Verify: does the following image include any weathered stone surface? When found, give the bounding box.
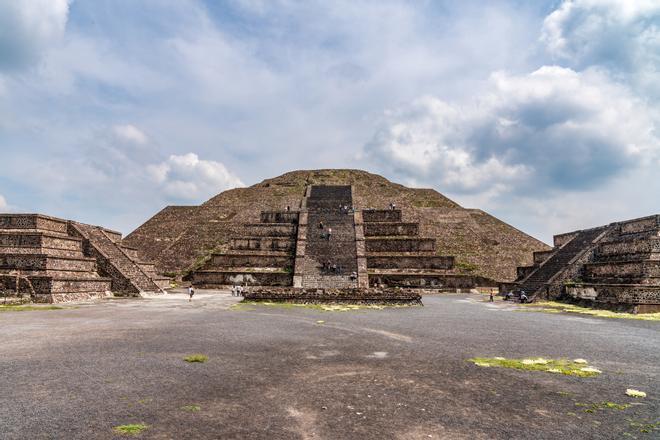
[0,214,169,303]
[126,170,548,281]
[513,214,660,309]
[244,286,422,304]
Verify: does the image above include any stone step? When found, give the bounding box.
[260,211,299,224]
[366,255,454,270]
[207,253,293,269]
[70,222,162,293]
[0,275,112,295]
[365,238,435,253]
[0,214,68,234]
[245,223,297,237]
[368,273,487,290]
[193,270,292,287]
[0,253,96,272]
[230,237,295,251]
[583,260,660,281]
[0,231,83,252]
[362,210,402,222]
[363,222,419,237]
[518,227,607,296]
[0,246,83,258]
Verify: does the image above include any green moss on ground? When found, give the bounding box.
[183,354,208,363]
[521,302,660,321]
[113,424,149,435]
[468,357,603,377]
[576,401,630,413]
[627,419,660,435]
[181,404,201,412]
[0,305,64,312]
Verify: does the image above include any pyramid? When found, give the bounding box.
[125,170,549,291]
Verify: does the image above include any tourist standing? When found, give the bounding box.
[327,227,332,240]
[188,286,195,302]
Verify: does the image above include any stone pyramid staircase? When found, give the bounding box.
[512,214,660,311]
[0,214,168,303]
[514,226,608,299]
[69,222,168,293]
[192,211,298,288]
[361,208,487,291]
[0,215,111,303]
[301,185,358,289]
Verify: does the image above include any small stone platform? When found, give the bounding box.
[243,286,422,305]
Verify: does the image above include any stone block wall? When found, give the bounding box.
[533,250,555,265]
[363,222,419,236]
[362,210,402,222]
[620,215,660,235]
[553,231,580,248]
[194,270,292,287]
[243,286,422,304]
[260,211,299,224]
[367,255,453,269]
[365,238,435,253]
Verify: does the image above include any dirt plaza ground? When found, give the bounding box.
[1,291,658,439]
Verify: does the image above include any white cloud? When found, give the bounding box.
[113,124,148,145]
[366,65,659,195]
[0,0,70,70]
[541,0,660,96]
[0,194,7,209]
[146,153,244,200]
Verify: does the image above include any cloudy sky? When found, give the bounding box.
[1,0,658,243]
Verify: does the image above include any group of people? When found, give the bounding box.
[339,204,353,214]
[502,290,529,303]
[318,221,333,240]
[230,285,244,297]
[321,261,341,273]
[388,202,397,210]
[186,285,245,301]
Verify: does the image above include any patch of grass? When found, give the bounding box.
[468,357,603,377]
[0,304,64,312]
[520,301,660,321]
[231,301,415,312]
[113,424,149,435]
[628,419,660,434]
[456,261,478,272]
[576,401,630,413]
[181,404,201,412]
[183,354,208,363]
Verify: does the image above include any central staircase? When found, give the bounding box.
[302,186,358,288]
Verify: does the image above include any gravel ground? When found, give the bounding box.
[0,291,658,440]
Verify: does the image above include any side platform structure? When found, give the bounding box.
[0,214,168,303]
[509,215,660,312]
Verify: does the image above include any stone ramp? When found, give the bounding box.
[512,214,660,312]
[302,185,358,288]
[0,214,113,303]
[516,227,608,299]
[69,222,164,294]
